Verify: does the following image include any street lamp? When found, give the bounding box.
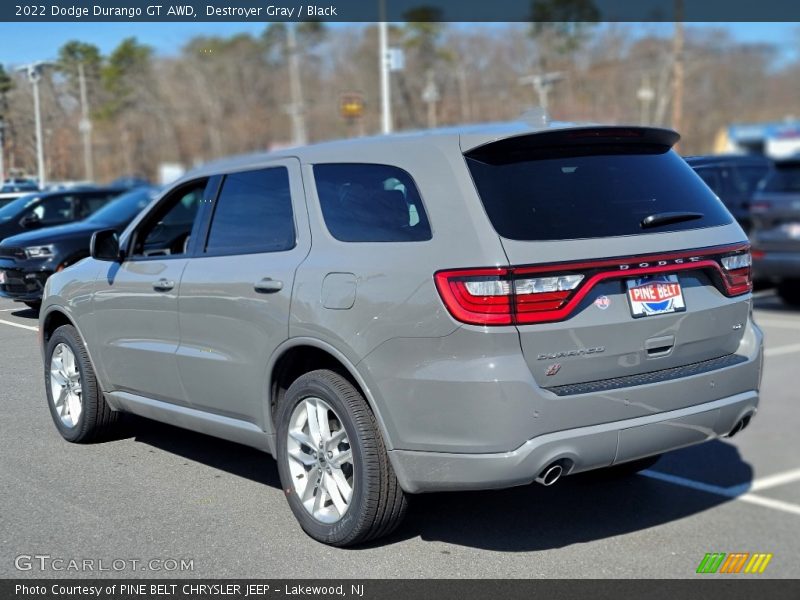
[519,72,563,115]
[16,61,53,189]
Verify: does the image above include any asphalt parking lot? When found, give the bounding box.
[1,291,798,579]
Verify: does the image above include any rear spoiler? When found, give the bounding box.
[464,126,680,164]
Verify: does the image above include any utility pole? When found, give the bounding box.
[422,70,440,129]
[286,24,307,146]
[671,0,685,141]
[0,118,5,183]
[519,72,563,115]
[17,62,51,188]
[378,0,392,134]
[78,62,94,181]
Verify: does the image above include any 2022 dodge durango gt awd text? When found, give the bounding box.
[39,123,763,546]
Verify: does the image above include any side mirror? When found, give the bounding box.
[90,229,122,262]
[19,213,40,229]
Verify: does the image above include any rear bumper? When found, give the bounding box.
[390,391,758,493]
[753,251,800,280]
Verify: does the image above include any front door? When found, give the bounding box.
[92,178,213,404]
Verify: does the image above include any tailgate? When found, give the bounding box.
[462,126,752,390]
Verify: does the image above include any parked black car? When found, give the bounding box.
[0,187,158,308]
[0,187,128,244]
[686,154,771,233]
[750,157,800,306]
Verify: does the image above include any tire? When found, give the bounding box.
[777,279,800,307]
[276,369,407,547]
[24,301,41,311]
[602,454,662,477]
[44,324,118,443]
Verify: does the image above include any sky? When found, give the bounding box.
[0,22,797,67]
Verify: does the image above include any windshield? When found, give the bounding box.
[760,164,800,193]
[0,193,41,221]
[86,187,158,225]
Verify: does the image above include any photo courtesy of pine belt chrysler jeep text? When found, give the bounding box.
[39,123,763,546]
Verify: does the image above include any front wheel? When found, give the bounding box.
[45,324,118,442]
[276,369,407,546]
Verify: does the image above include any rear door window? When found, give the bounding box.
[760,164,800,193]
[314,163,432,242]
[466,148,732,241]
[205,167,295,254]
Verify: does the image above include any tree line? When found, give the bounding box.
[0,22,797,182]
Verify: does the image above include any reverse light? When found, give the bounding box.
[721,253,752,271]
[24,245,54,259]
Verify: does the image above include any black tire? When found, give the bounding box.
[24,301,41,311]
[276,369,407,547]
[44,324,118,443]
[602,454,662,477]
[777,279,800,307]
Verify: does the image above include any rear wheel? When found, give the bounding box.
[45,325,118,442]
[777,279,800,307]
[276,369,407,546]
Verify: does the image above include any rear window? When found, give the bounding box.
[760,164,800,193]
[466,149,733,241]
[314,163,432,242]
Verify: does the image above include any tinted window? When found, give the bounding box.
[314,164,432,242]
[760,164,800,193]
[734,165,769,195]
[133,181,206,257]
[467,149,732,241]
[205,167,295,254]
[32,195,74,224]
[78,192,117,219]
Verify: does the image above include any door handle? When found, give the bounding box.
[254,278,283,294]
[153,278,175,292]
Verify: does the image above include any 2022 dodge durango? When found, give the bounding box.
[40,123,763,546]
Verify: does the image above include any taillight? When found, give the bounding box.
[435,244,752,326]
[434,269,584,325]
[750,201,771,212]
[719,249,752,296]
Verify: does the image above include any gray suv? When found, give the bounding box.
[40,123,763,546]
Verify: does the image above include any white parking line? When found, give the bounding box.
[0,318,38,332]
[750,467,800,492]
[764,343,800,358]
[641,469,800,517]
[756,319,800,330]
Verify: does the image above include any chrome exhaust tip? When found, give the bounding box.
[535,463,564,486]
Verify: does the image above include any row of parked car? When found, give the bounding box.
[0,184,158,308]
[686,154,800,305]
[0,152,798,311]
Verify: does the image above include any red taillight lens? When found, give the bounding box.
[750,201,771,213]
[719,250,752,296]
[434,269,583,325]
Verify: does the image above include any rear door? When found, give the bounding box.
[176,159,309,425]
[463,128,752,390]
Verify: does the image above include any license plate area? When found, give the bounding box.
[626,274,686,318]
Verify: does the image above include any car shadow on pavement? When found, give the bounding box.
[117,415,752,551]
[120,415,283,489]
[383,440,752,551]
[9,307,38,320]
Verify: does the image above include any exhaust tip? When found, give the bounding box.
[536,463,564,487]
[728,413,754,438]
